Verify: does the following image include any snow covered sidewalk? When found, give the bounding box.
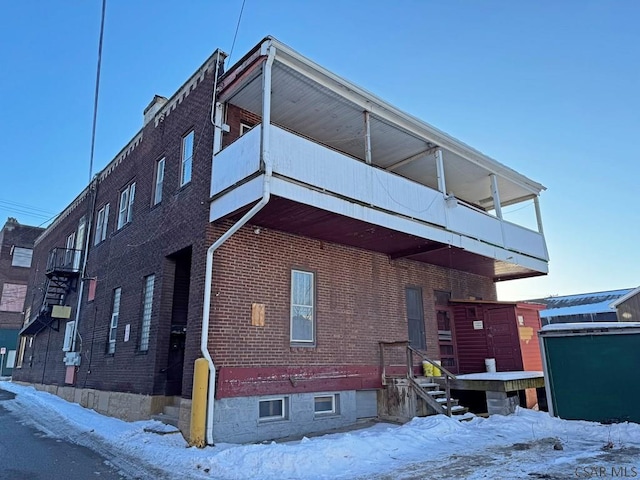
[1,380,639,479]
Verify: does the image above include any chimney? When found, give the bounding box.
[143,95,169,126]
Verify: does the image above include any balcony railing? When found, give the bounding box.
[46,248,82,276]
[211,124,548,268]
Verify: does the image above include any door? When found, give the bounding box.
[436,307,458,373]
[73,217,85,270]
[486,307,522,371]
[406,287,426,350]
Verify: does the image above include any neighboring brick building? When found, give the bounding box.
[14,37,549,444]
[0,217,43,376]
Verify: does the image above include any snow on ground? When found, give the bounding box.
[2,380,639,480]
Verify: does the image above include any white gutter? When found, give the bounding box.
[200,40,276,445]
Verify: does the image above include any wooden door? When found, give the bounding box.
[486,307,522,371]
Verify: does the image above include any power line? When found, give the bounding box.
[228,0,246,64]
[88,0,107,181]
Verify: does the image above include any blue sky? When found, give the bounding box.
[1,1,638,300]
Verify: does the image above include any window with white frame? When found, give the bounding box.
[153,158,165,205]
[117,182,136,229]
[290,270,314,344]
[314,394,338,415]
[180,131,194,186]
[94,203,110,245]
[62,321,75,352]
[108,287,121,354]
[11,247,33,268]
[259,397,287,421]
[139,275,155,351]
[240,122,254,136]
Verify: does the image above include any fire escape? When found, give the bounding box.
[20,248,81,336]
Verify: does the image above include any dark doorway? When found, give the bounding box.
[406,287,426,350]
[164,247,191,396]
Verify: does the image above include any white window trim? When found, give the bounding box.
[314,394,338,415]
[240,122,253,136]
[180,131,194,186]
[153,158,165,205]
[108,288,121,354]
[62,321,76,352]
[94,203,110,245]
[290,269,315,344]
[258,397,287,421]
[139,275,155,351]
[117,183,136,229]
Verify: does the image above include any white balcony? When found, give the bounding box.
[210,124,548,280]
[209,37,548,280]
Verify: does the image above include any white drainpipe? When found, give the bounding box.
[201,41,276,445]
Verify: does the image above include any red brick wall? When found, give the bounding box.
[14,65,217,397]
[0,221,43,329]
[208,221,496,396]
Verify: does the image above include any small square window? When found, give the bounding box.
[240,122,254,136]
[314,394,338,415]
[259,397,287,421]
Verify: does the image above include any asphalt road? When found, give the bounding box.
[0,387,126,480]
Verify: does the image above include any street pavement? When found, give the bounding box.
[0,386,128,479]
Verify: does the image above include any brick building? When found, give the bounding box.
[14,37,549,444]
[0,217,43,376]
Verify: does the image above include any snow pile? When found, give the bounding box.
[2,381,639,480]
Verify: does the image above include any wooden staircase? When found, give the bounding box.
[379,341,470,421]
[411,375,469,417]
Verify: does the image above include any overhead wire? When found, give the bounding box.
[227,0,246,65]
[88,0,107,181]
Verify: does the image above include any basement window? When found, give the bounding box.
[314,394,339,416]
[259,397,287,421]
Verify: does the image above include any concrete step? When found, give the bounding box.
[450,405,469,415]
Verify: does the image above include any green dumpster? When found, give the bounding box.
[539,322,640,424]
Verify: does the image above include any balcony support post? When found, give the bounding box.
[534,196,544,234]
[436,149,446,194]
[490,174,503,219]
[364,110,372,164]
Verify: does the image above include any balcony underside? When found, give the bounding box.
[224,196,544,282]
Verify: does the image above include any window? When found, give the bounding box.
[406,287,426,350]
[314,394,338,415]
[259,398,287,421]
[153,158,165,205]
[139,275,155,351]
[16,336,26,368]
[180,131,194,186]
[11,247,33,268]
[290,270,314,344]
[94,204,110,244]
[117,182,136,229]
[240,122,254,136]
[0,283,27,312]
[62,321,75,352]
[108,287,121,354]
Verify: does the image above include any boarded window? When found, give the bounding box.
[11,247,33,268]
[0,283,27,312]
[406,287,426,350]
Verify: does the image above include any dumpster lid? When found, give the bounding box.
[540,322,640,334]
